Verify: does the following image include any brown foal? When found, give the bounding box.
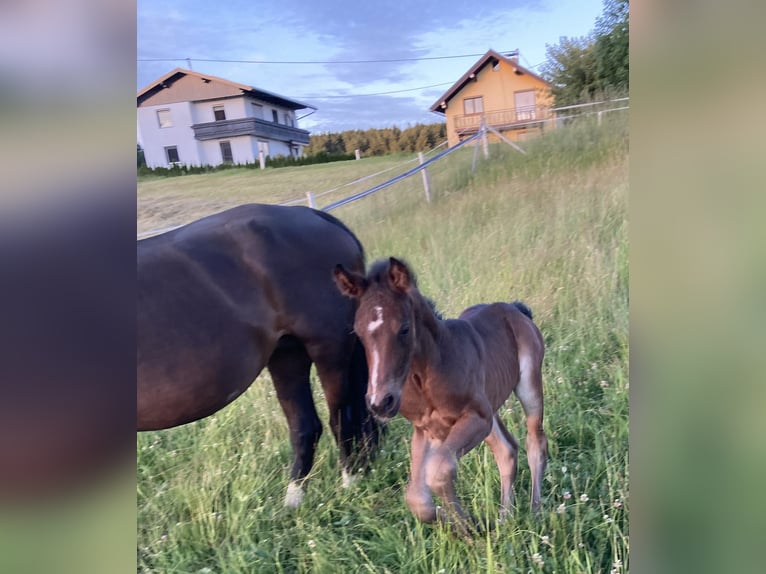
[334,257,548,532]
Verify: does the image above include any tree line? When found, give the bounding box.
[305,123,447,157]
[540,0,629,106]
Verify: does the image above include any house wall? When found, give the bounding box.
[199,136,254,165]
[137,101,203,168]
[444,60,552,146]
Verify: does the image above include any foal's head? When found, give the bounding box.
[334,257,418,422]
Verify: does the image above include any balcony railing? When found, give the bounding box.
[454,105,553,134]
[192,117,310,144]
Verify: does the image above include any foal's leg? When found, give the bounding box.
[515,361,548,513]
[425,412,493,532]
[405,427,437,522]
[484,415,519,520]
[268,340,322,508]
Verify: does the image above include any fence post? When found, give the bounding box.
[259,150,265,170]
[481,120,489,159]
[355,149,361,160]
[306,191,316,208]
[418,152,431,203]
[597,110,603,126]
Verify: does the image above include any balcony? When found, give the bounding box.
[454,105,553,135]
[192,117,310,145]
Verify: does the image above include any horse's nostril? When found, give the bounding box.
[381,394,395,412]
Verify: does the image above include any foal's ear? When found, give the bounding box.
[333,264,367,298]
[388,257,413,292]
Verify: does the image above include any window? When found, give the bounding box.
[220,141,233,163]
[165,146,179,164]
[463,96,483,115]
[514,90,536,121]
[251,103,264,119]
[213,105,226,121]
[284,113,294,127]
[271,109,279,123]
[157,109,173,128]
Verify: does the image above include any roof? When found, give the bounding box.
[429,49,552,114]
[137,68,315,110]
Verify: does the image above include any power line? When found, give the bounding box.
[137,51,514,65]
[300,81,454,99]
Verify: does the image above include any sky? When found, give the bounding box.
[138,0,604,134]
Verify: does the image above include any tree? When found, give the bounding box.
[540,0,629,106]
[541,36,599,106]
[594,0,629,91]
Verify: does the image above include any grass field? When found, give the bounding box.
[137,113,629,573]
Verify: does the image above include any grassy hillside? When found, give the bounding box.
[137,113,629,573]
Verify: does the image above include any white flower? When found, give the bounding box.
[563,491,572,499]
[604,514,613,523]
[561,465,568,474]
[580,493,589,502]
[556,503,566,514]
[613,499,622,508]
[307,539,316,549]
[531,552,544,567]
[541,535,551,546]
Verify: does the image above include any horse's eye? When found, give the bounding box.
[398,324,410,337]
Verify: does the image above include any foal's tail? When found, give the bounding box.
[511,300,533,320]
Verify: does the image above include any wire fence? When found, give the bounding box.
[137,99,627,239]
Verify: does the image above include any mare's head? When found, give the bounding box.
[334,257,418,422]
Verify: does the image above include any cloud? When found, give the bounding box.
[277,0,543,84]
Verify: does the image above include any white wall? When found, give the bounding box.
[137,101,201,168]
[200,136,255,166]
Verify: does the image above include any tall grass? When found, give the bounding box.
[138,113,628,573]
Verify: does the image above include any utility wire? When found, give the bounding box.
[300,81,453,99]
[137,51,515,65]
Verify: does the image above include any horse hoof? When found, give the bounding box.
[284,481,304,509]
[342,469,359,489]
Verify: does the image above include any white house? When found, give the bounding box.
[137,68,315,168]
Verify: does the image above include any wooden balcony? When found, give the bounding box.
[454,106,553,135]
[192,117,310,144]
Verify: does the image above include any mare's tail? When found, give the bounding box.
[511,300,533,320]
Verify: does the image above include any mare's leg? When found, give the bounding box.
[484,415,520,519]
[515,361,548,513]
[404,427,437,522]
[308,339,364,486]
[425,412,493,533]
[268,338,322,508]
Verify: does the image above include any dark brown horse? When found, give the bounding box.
[138,204,380,507]
[334,257,548,532]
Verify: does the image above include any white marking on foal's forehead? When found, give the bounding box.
[367,305,384,333]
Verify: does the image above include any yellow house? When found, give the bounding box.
[430,49,554,147]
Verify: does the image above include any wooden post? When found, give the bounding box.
[481,120,489,159]
[418,152,431,203]
[306,191,315,208]
[355,149,361,160]
[259,150,265,170]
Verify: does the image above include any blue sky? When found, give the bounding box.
[138,0,604,133]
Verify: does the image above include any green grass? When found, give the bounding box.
[137,113,629,573]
